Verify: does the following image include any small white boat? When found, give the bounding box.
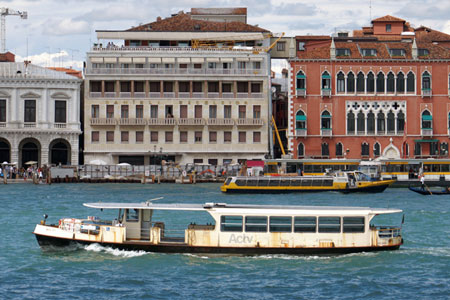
[34,202,403,255]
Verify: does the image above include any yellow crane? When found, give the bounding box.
[271,115,285,156]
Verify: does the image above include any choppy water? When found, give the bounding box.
[0,183,448,299]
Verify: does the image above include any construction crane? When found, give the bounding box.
[1,7,27,53]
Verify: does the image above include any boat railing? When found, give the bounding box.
[374,226,401,238]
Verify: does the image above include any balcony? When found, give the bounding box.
[296,89,306,97]
[207,92,220,99]
[207,118,235,126]
[321,128,332,137]
[192,92,205,98]
[321,89,331,98]
[104,92,116,98]
[295,128,307,137]
[0,122,6,127]
[134,92,146,98]
[236,118,264,126]
[178,92,190,99]
[236,93,249,99]
[23,122,36,128]
[163,92,175,98]
[422,88,432,98]
[177,118,205,126]
[250,93,263,99]
[89,92,102,98]
[54,123,67,129]
[90,118,116,126]
[149,92,161,98]
[118,118,146,126]
[147,118,176,126]
[222,92,234,98]
[86,67,266,76]
[119,92,131,98]
[421,128,433,137]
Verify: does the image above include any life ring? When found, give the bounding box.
[182,170,187,177]
[58,219,62,227]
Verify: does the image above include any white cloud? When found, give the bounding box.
[43,18,90,36]
[16,50,84,70]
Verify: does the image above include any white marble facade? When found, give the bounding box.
[0,62,82,167]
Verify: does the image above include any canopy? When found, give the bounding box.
[414,139,439,143]
[25,161,38,165]
[296,115,307,121]
[422,115,433,121]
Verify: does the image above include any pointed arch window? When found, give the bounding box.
[407,72,415,92]
[397,73,405,93]
[377,112,385,133]
[387,111,395,133]
[296,71,306,90]
[347,72,355,93]
[297,142,305,158]
[366,72,374,93]
[335,142,343,157]
[337,72,345,93]
[356,72,365,93]
[361,142,370,157]
[321,71,331,90]
[296,110,306,136]
[321,110,331,129]
[347,111,355,134]
[414,142,422,156]
[397,111,405,133]
[422,71,431,91]
[357,111,365,134]
[376,73,385,93]
[373,142,381,157]
[321,142,329,157]
[367,111,375,134]
[440,142,449,157]
[421,110,432,129]
[387,72,395,93]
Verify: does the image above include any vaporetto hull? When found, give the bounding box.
[35,232,401,255]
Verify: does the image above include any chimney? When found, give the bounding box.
[330,37,336,60]
[157,16,162,22]
[412,38,418,60]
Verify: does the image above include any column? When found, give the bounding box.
[344,76,347,94]
[145,80,149,98]
[131,81,135,97]
[116,80,120,97]
[101,80,105,97]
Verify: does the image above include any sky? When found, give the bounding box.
[2,0,450,72]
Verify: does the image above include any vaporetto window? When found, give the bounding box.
[346,101,406,135]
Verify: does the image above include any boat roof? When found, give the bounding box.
[83,202,402,215]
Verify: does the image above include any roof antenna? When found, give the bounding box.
[369,0,372,22]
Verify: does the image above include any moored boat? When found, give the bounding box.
[221,171,395,193]
[34,201,403,255]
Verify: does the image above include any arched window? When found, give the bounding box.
[397,111,405,133]
[404,143,409,157]
[361,142,370,157]
[407,72,415,92]
[335,142,343,157]
[397,72,405,93]
[421,110,432,129]
[321,142,329,157]
[295,110,307,130]
[367,111,375,133]
[414,142,421,156]
[387,111,395,133]
[376,72,385,93]
[347,111,355,134]
[337,72,345,93]
[440,142,449,156]
[296,71,306,90]
[366,72,374,93]
[422,71,431,91]
[322,71,331,90]
[357,72,365,93]
[321,110,331,129]
[347,72,355,93]
[297,143,305,158]
[373,142,381,157]
[357,111,365,133]
[387,72,395,93]
[377,112,385,133]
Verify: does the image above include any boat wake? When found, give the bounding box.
[84,243,148,258]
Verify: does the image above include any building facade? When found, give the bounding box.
[288,16,450,160]
[84,8,271,165]
[0,62,82,167]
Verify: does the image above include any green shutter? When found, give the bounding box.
[296,115,307,121]
[422,115,433,121]
[322,74,331,79]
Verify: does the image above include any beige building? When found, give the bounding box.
[84,8,272,165]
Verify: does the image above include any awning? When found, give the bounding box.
[296,74,305,79]
[178,58,191,63]
[322,74,331,79]
[133,57,146,63]
[296,115,306,121]
[148,57,162,63]
[104,57,117,63]
[118,57,132,63]
[221,58,233,63]
[162,58,175,63]
[321,115,331,118]
[191,57,204,63]
[414,139,439,143]
[90,57,104,63]
[250,57,264,61]
[422,115,433,121]
[236,57,249,61]
[206,57,220,62]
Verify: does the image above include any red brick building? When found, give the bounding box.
[288,16,450,160]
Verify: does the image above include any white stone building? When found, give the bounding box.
[83,8,272,165]
[0,62,82,167]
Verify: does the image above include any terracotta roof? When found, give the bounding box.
[372,15,405,23]
[127,12,269,33]
[296,35,330,40]
[191,8,246,15]
[415,27,450,42]
[0,52,15,62]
